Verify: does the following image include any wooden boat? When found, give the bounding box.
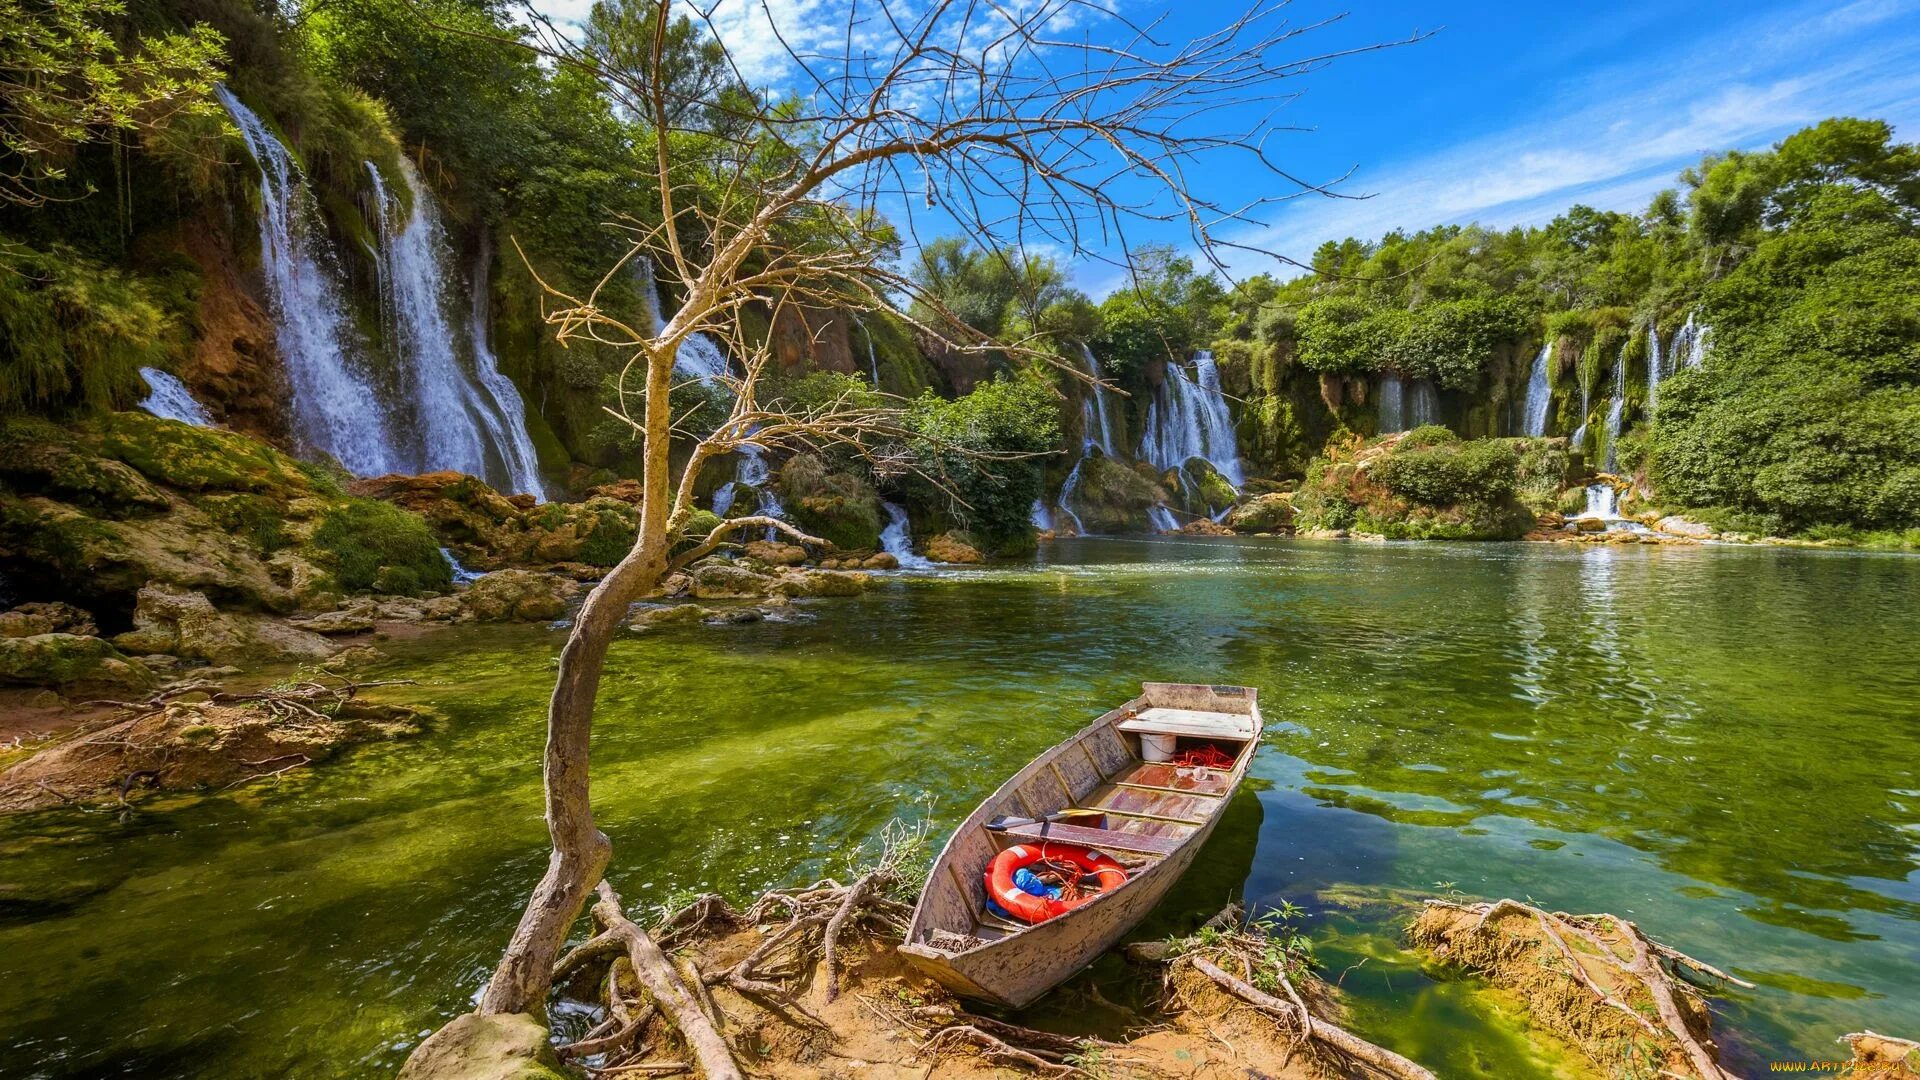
[899,682,1261,1008]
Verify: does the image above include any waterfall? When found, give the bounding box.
[856,316,881,388]
[216,87,400,475]
[1377,374,1405,433]
[440,548,485,584]
[1408,379,1440,428]
[138,368,214,427]
[1570,367,1592,452]
[1672,312,1711,370]
[1146,504,1179,532]
[635,259,784,527]
[1571,483,1651,534]
[1520,342,1552,437]
[363,159,548,498]
[1055,343,1129,534]
[1645,323,1665,413]
[879,501,934,569]
[467,238,550,499]
[1029,499,1053,531]
[1140,349,1243,486]
[1602,344,1627,472]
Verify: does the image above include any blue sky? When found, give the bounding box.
[529,0,1920,294]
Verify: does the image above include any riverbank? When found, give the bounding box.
[1,538,1917,1078]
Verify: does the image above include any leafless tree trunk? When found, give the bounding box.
[446,0,1417,1019]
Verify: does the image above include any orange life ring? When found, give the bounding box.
[985,842,1128,924]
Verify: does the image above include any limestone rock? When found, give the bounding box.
[0,602,97,639]
[0,633,154,692]
[288,600,378,635]
[689,562,775,599]
[924,531,984,564]
[398,1012,569,1080]
[862,552,899,570]
[115,584,336,665]
[1227,493,1295,533]
[1574,517,1607,533]
[744,539,808,566]
[1180,518,1234,536]
[460,570,580,622]
[627,603,708,630]
[770,569,872,598]
[1655,515,1716,539]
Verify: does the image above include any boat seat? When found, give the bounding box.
[1116,707,1257,741]
[999,819,1185,857]
[1087,783,1215,823]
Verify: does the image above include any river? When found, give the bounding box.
[3,537,1917,1078]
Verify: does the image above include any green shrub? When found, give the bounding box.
[308,501,452,595]
[1397,424,1459,450]
[575,502,639,567]
[0,242,184,414]
[1373,439,1517,505]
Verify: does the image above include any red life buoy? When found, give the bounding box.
[985,842,1128,924]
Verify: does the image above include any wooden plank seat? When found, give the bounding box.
[1110,761,1235,796]
[998,819,1187,857]
[1087,784,1215,824]
[1116,707,1258,741]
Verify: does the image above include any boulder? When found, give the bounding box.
[770,569,872,598]
[1226,493,1295,533]
[861,552,899,570]
[0,633,154,692]
[744,539,808,566]
[398,1012,571,1080]
[1574,517,1607,534]
[627,603,709,631]
[288,600,378,636]
[1179,518,1234,536]
[461,570,581,622]
[115,584,337,665]
[1655,515,1716,539]
[0,602,97,639]
[689,562,776,599]
[924,531,984,564]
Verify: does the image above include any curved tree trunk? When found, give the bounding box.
[478,346,678,1017]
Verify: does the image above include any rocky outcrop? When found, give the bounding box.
[0,634,154,693]
[114,584,337,665]
[743,540,807,566]
[0,412,451,614]
[398,1012,569,1080]
[460,570,582,622]
[1063,456,1166,534]
[347,471,637,570]
[1227,493,1295,533]
[924,531,984,564]
[1290,432,1538,541]
[1655,515,1716,539]
[686,559,875,599]
[0,602,97,639]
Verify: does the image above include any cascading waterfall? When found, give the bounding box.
[1570,367,1593,452]
[878,501,934,569]
[1029,500,1053,531]
[1377,373,1405,433]
[634,258,784,525]
[1139,349,1243,524]
[856,316,881,388]
[1671,312,1711,370]
[1146,504,1180,532]
[138,368,214,427]
[216,87,400,475]
[1645,323,1665,413]
[1408,379,1439,428]
[1056,344,1129,533]
[364,160,548,498]
[1520,342,1552,436]
[1602,344,1627,472]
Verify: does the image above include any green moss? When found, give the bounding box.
[307,500,452,595]
[575,502,639,567]
[89,411,311,493]
[200,493,290,552]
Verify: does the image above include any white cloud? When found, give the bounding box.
[1214,0,1920,283]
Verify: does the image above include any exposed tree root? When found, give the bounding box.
[1411,898,1748,1080]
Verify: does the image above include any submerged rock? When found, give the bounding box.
[627,603,708,631]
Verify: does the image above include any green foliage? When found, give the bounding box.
[1295,435,1533,540]
[904,376,1060,550]
[308,500,452,596]
[1293,296,1398,375]
[0,0,227,206]
[1374,438,1518,505]
[0,240,183,412]
[776,452,881,550]
[574,500,639,567]
[1398,297,1529,388]
[1092,246,1223,378]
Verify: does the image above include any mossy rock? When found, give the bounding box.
[306,501,453,596]
[88,411,313,494]
[1068,454,1163,533]
[1228,493,1295,532]
[0,418,170,516]
[0,634,154,692]
[398,1012,569,1080]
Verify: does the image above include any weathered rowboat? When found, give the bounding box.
[899,682,1261,1008]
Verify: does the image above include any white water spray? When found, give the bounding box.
[1378,373,1405,433]
[138,368,214,427]
[216,87,399,474]
[1602,344,1627,473]
[1140,349,1243,518]
[879,501,934,569]
[1520,342,1552,437]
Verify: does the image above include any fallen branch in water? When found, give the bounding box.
[1413,898,1744,1080]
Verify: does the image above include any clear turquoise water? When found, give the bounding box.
[2,537,1916,1078]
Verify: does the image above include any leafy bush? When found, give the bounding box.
[1373,439,1517,505]
[903,376,1060,551]
[1397,298,1527,389]
[0,242,183,413]
[309,501,452,595]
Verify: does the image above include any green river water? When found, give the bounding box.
[3,537,1918,1078]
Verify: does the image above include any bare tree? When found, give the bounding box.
[457,0,1412,1022]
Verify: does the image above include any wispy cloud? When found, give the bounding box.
[1218,0,1920,283]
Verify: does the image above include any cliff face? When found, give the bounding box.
[172,219,285,443]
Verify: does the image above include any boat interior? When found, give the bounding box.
[916,687,1259,948]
